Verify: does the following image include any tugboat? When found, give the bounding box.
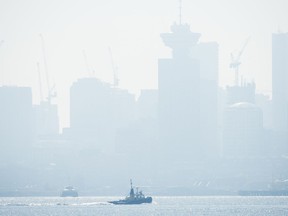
[108,180,152,205]
[60,186,78,197]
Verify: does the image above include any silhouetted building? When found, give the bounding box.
[69,78,135,152]
[115,89,159,155]
[34,101,59,137]
[0,86,35,161]
[191,42,219,157]
[223,102,264,158]
[113,88,136,130]
[255,93,273,130]
[158,22,218,160]
[69,78,114,147]
[226,82,256,105]
[272,32,288,154]
[136,89,158,120]
[272,32,288,132]
[158,23,201,160]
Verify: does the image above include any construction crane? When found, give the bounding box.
[37,62,44,102]
[108,47,119,87]
[39,34,56,103]
[230,37,250,86]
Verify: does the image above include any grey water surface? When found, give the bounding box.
[1,196,288,216]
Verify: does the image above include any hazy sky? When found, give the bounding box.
[0,0,287,129]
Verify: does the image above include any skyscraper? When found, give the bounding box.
[223,102,264,158]
[158,23,201,160]
[0,86,35,161]
[69,77,135,151]
[272,32,288,155]
[34,101,59,137]
[158,21,218,161]
[272,32,288,132]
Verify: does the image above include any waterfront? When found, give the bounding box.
[1,196,288,216]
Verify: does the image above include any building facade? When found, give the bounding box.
[158,22,218,161]
[272,32,288,132]
[0,86,35,161]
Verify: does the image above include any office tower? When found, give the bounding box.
[223,102,264,158]
[0,86,35,159]
[191,42,219,157]
[34,101,59,137]
[136,89,158,120]
[272,32,288,154]
[272,32,288,132]
[69,78,135,151]
[226,82,256,105]
[158,22,218,160]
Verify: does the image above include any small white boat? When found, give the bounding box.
[60,186,78,197]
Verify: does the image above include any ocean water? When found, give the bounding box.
[0,196,288,216]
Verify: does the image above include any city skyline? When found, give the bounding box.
[0,0,288,199]
[1,0,288,129]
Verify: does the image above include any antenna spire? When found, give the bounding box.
[82,49,91,77]
[108,46,119,87]
[179,0,182,25]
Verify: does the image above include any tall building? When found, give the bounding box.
[69,78,135,151]
[158,22,218,161]
[226,82,256,105]
[0,86,35,160]
[34,101,59,137]
[255,93,273,130]
[70,78,114,142]
[223,102,264,158]
[272,32,288,154]
[136,89,158,120]
[272,32,288,132]
[191,42,219,157]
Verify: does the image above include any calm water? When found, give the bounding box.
[0,196,288,216]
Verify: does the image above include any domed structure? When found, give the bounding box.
[230,102,260,110]
[223,102,264,158]
[225,102,263,129]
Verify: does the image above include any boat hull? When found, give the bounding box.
[61,191,78,197]
[109,197,152,205]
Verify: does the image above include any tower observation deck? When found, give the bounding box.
[160,23,201,59]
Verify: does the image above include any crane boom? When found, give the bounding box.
[39,34,56,103]
[37,62,43,102]
[235,37,250,63]
[230,37,250,86]
[39,34,50,97]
